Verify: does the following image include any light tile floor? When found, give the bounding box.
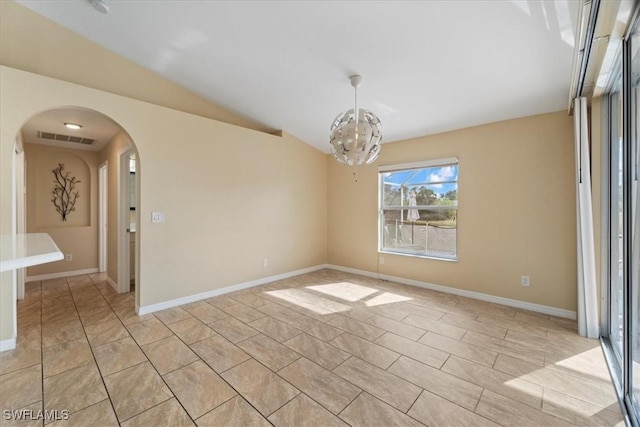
[0,269,625,426]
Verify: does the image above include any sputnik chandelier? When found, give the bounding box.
[329,74,382,181]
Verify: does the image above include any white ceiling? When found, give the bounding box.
[22,107,122,152]
[18,0,579,153]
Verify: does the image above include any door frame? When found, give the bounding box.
[14,137,25,300]
[98,161,108,273]
[118,148,132,294]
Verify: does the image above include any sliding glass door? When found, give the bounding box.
[629,15,640,414]
[604,9,640,423]
[611,82,624,364]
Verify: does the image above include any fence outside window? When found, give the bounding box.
[379,158,458,260]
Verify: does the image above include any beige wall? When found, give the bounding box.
[328,111,577,311]
[24,143,99,276]
[0,129,15,341]
[0,0,270,135]
[98,132,133,285]
[0,66,327,342]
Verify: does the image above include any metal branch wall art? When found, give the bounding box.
[51,163,81,221]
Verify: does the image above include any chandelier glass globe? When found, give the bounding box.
[329,107,382,166]
[329,75,382,179]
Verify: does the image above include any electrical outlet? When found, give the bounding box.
[65,254,73,261]
[263,258,269,267]
[379,255,385,265]
[521,275,530,287]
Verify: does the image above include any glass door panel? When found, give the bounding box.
[629,15,640,410]
[611,84,624,362]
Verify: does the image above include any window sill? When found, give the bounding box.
[379,249,458,262]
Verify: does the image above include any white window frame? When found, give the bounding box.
[378,157,458,261]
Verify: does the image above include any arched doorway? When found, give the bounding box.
[15,106,141,305]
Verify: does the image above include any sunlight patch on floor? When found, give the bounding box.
[365,292,412,307]
[504,348,619,420]
[264,289,351,314]
[542,387,605,418]
[551,347,612,382]
[306,282,378,302]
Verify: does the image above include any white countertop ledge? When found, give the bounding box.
[0,233,64,273]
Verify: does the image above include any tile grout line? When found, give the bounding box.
[39,280,45,424]
[155,318,244,424]
[217,357,294,424]
[438,352,453,371]
[161,358,239,424]
[70,275,122,425]
[155,307,277,425]
[335,353,467,416]
[324,325,500,422]
[336,389,364,422]
[111,306,197,425]
[195,394,276,427]
[271,363,360,423]
[40,280,90,418]
[373,333,452,371]
[34,276,113,422]
[404,389,423,415]
[472,387,484,412]
[325,354,406,409]
[77,274,178,424]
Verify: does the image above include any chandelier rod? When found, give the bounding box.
[351,75,362,181]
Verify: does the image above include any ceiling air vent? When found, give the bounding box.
[37,131,95,145]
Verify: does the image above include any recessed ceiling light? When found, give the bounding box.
[64,123,82,130]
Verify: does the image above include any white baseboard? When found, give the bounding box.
[137,262,576,320]
[326,264,577,320]
[138,264,327,316]
[106,277,118,292]
[26,268,99,282]
[0,337,16,352]
[324,264,380,280]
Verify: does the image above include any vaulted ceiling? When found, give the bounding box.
[18,0,579,153]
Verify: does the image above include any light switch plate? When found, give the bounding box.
[151,212,165,223]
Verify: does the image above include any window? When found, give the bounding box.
[379,158,458,260]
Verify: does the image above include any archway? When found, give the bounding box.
[15,106,141,308]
